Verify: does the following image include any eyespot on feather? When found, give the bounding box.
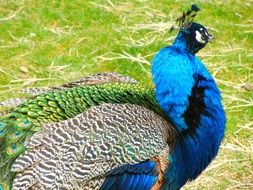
[9,130,23,142]
[16,119,31,129]
[6,143,24,158]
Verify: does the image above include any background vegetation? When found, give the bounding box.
[0,0,252,189]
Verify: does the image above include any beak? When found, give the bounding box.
[207,33,213,41]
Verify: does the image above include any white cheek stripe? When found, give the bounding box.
[195,31,205,44]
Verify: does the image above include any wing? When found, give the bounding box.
[0,77,160,189]
[11,103,176,190]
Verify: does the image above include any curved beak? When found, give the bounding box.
[207,32,213,41]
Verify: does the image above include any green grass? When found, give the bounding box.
[0,0,253,189]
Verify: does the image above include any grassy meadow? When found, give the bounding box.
[0,0,252,189]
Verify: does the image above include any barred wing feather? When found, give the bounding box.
[11,103,176,190]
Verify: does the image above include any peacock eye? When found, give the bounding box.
[201,35,205,41]
[195,30,206,44]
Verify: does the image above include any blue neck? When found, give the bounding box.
[172,33,188,52]
[152,36,226,189]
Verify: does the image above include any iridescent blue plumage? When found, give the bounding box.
[152,23,226,189]
[101,161,158,190]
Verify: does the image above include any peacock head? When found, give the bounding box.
[173,4,212,54]
[181,22,213,54]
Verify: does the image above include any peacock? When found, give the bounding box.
[0,5,226,190]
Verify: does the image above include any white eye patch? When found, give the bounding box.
[195,31,206,44]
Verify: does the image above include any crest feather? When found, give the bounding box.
[177,4,200,30]
[170,4,200,32]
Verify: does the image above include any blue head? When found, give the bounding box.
[171,4,212,54]
[176,22,213,54]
